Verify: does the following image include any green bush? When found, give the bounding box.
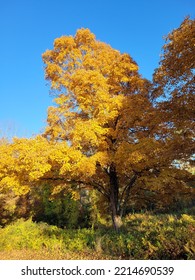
[32,185,92,229]
[0,219,96,253]
[0,219,64,251]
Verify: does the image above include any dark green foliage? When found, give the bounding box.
[32,185,92,229]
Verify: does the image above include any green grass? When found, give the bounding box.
[0,213,194,260]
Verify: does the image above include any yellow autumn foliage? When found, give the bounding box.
[0,22,194,229]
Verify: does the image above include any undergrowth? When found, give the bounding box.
[0,213,194,260]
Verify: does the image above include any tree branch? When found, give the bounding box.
[40,176,110,200]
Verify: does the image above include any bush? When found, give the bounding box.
[32,185,92,229]
[0,219,64,251]
[0,219,96,253]
[122,213,195,259]
[91,213,195,259]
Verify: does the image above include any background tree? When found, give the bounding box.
[153,17,195,164]
[0,138,32,226]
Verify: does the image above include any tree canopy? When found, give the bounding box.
[153,17,195,162]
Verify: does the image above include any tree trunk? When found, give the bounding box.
[120,174,137,217]
[112,212,123,232]
[109,164,122,231]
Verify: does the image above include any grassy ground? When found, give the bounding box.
[0,212,194,260]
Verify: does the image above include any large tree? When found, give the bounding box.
[40,27,193,229]
[41,28,154,229]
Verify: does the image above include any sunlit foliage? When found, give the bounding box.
[0,19,194,230]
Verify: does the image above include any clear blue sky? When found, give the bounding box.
[0,0,194,138]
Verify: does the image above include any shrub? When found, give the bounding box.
[32,185,89,229]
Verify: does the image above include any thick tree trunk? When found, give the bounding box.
[111,212,123,232]
[109,164,122,231]
[120,174,137,217]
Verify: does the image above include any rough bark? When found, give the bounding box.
[109,164,122,231]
